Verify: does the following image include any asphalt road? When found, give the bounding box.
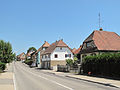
[13,62,120,90]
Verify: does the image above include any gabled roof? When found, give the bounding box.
[18,52,25,57]
[73,46,82,54]
[35,41,50,54]
[42,41,50,47]
[84,30,120,51]
[42,40,72,54]
[72,48,77,54]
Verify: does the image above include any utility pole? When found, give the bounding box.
[99,13,101,28]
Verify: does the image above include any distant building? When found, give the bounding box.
[26,50,35,60]
[17,52,26,61]
[79,28,120,62]
[41,39,73,69]
[33,41,50,67]
[72,48,77,55]
[72,46,82,55]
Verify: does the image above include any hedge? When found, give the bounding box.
[24,60,33,66]
[82,53,120,77]
[0,62,6,71]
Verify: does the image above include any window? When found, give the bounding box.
[60,47,62,50]
[86,42,91,47]
[65,54,67,58]
[45,55,47,58]
[54,54,58,58]
[48,54,50,58]
[65,54,71,58]
[86,41,95,48]
[69,54,71,57]
[43,48,45,50]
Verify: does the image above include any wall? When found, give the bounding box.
[51,47,73,61]
[42,54,51,61]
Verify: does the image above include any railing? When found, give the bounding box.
[57,65,69,72]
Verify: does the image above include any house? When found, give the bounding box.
[79,28,120,63]
[34,41,50,67]
[73,46,82,61]
[26,50,35,60]
[72,46,82,55]
[41,39,73,69]
[72,48,77,54]
[17,52,26,61]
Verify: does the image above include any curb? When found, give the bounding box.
[41,70,120,89]
[66,75,120,89]
[33,67,120,89]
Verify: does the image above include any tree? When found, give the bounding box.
[66,59,73,66]
[27,47,37,53]
[0,40,15,63]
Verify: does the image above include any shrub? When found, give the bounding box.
[24,60,33,66]
[66,59,73,66]
[82,53,120,77]
[0,62,6,71]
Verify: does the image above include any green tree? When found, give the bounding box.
[27,47,37,53]
[66,59,73,66]
[0,40,15,63]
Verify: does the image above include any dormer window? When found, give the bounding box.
[43,48,45,50]
[86,42,91,47]
[86,41,94,48]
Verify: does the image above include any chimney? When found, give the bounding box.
[61,39,63,41]
[99,28,103,31]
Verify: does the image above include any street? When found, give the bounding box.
[13,62,119,90]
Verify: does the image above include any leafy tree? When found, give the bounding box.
[66,59,73,66]
[27,47,37,53]
[0,40,15,63]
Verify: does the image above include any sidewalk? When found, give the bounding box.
[0,63,14,90]
[40,69,120,88]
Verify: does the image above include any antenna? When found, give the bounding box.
[98,13,101,28]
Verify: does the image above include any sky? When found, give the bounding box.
[0,0,120,55]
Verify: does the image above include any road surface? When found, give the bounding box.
[13,62,119,90]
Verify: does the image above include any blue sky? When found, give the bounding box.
[0,0,120,54]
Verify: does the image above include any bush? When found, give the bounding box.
[82,53,120,77]
[24,60,33,66]
[0,62,6,71]
[66,59,73,66]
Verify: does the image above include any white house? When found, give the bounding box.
[41,39,73,69]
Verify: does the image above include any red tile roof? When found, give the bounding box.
[42,41,50,47]
[72,48,77,53]
[73,46,82,54]
[42,40,72,54]
[85,30,120,51]
[35,41,50,54]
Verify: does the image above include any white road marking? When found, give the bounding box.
[17,62,74,90]
[13,73,17,90]
[13,62,17,90]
